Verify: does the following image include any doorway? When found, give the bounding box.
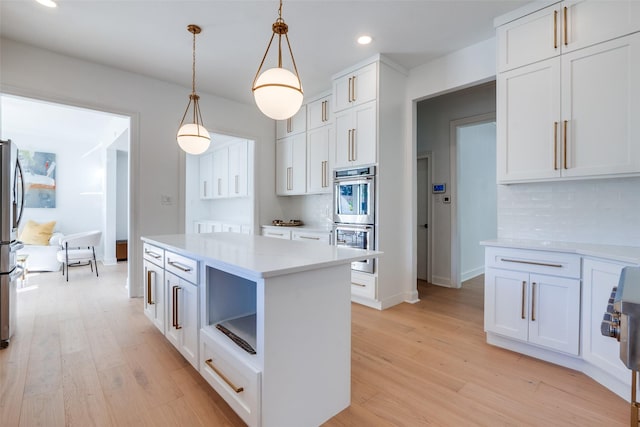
[450,113,497,288]
[417,154,432,282]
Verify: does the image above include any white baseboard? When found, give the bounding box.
[431,275,452,287]
[102,257,117,266]
[461,266,484,282]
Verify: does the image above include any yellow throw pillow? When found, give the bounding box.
[20,220,56,245]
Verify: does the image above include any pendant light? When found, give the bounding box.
[252,0,304,120]
[177,24,211,155]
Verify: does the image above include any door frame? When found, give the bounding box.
[416,152,433,283]
[449,112,496,288]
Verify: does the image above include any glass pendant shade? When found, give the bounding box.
[177,123,210,155]
[254,67,303,120]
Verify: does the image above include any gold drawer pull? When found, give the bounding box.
[145,249,161,259]
[553,10,558,49]
[299,236,320,240]
[167,259,192,272]
[146,270,155,305]
[521,281,526,320]
[500,258,563,268]
[352,282,366,288]
[205,359,244,393]
[531,282,537,322]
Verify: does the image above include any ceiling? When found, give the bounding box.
[0,0,530,107]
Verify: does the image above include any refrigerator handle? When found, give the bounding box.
[13,158,25,228]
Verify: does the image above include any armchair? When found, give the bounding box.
[56,230,102,282]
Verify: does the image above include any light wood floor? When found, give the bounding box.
[1,267,629,426]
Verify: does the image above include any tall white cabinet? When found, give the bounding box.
[306,94,333,194]
[199,139,249,199]
[496,1,640,183]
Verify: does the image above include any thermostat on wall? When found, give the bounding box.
[432,183,446,194]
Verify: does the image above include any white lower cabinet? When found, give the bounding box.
[166,271,199,369]
[200,328,261,427]
[582,258,633,391]
[484,248,581,355]
[351,270,376,300]
[143,259,165,333]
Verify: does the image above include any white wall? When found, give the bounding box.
[416,82,496,286]
[116,150,128,240]
[458,121,497,281]
[0,38,278,297]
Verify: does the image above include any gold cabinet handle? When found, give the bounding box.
[531,282,537,322]
[521,281,526,320]
[217,178,222,196]
[352,75,357,102]
[500,258,563,268]
[235,175,239,194]
[351,128,357,161]
[167,259,192,272]
[205,359,244,393]
[563,6,568,46]
[203,181,207,197]
[554,121,558,170]
[172,285,182,330]
[352,282,366,288]
[563,120,568,169]
[347,129,353,161]
[553,10,558,49]
[146,269,154,305]
[144,249,162,259]
[300,236,320,240]
[348,77,353,103]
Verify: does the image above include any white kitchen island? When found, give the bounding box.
[141,233,379,427]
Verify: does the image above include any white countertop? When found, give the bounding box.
[481,238,640,265]
[142,233,379,279]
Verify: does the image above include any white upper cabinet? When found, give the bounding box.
[199,140,249,199]
[307,95,332,130]
[333,62,377,113]
[199,153,214,199]
[228,140,248,197]
[276,105,307,139]
[306,125,332,194]
[212,148,229,199]
[498,0,640,73]
[496,2,640,183]
[334,100,376,169]
[561,34,640,177]
[276,133,306,195]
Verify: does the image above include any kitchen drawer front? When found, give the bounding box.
[485,247,580,278]
[291,230,331,244]
[200,331,261,427]
[261,227,291,240]
[143,242,164,267]
[165,251,198,284]
[351,270,376,299]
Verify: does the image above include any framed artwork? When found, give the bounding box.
[18,150,56,208]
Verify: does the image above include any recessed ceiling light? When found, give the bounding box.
[36,0,57,8]
[357,35,373,45]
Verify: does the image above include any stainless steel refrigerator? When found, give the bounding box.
[0,139,25,349]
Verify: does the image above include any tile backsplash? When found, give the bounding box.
[278,193,334,229]
[498,177,640,246]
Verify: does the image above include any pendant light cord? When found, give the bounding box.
[191,29,197,95]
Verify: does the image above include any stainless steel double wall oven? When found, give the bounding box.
[333,166,375,273]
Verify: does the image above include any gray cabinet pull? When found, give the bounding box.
[167,259,192,272]
[500,258,562,268]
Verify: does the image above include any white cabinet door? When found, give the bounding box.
[334,101,376,169]
[143,260,165,333]
[333,62,377,112]
[166,272,199,369]
[561,33,640,178]
[484,268,529,342]
[497,58,561,183]
[212,148,229,198]
[228,140,248,197]
[275,134,306,195]
[497,3,561,72]
[562,0,640,55]
[307,95,332,129]
[276,105,307,138]
[528,274,580,355]
[306,125,332,194]
[582,259,630,385]
[199,152,214,199]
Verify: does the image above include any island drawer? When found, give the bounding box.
[200,330,261,427]
[143,242,164,266]
[485,247,580,278]
[351,270,376,299]
[165,251,198,284]
[292,230,331,244]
